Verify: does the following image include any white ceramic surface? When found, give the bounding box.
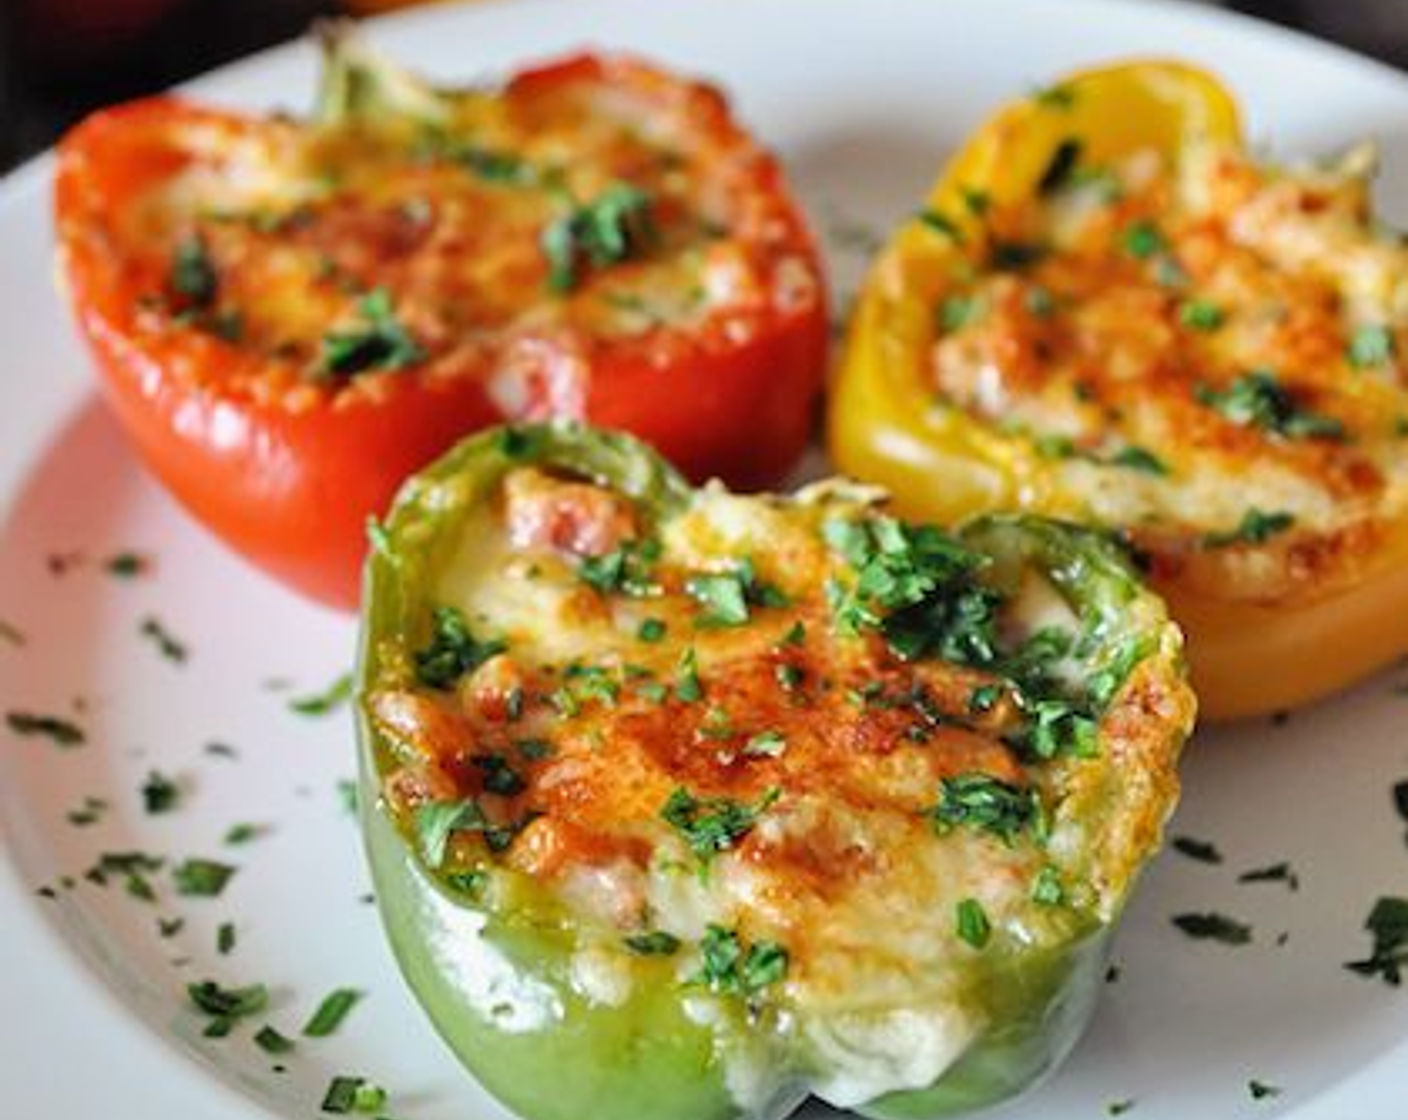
[3,1,1407,1117]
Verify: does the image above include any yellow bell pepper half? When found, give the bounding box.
[830,61,1408,720]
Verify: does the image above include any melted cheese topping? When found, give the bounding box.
[931,140,1408,603]
[107,59,820,412]
[367,466,1191,1108]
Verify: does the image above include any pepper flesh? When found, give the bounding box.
[355,422,1194,1119]
[830,60,1408,719]
[55,31,827,610]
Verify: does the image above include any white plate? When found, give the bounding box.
[3,0,1407,1116]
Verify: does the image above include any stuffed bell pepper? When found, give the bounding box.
[831,61,1408,719]
[355,421,1195,1120]
[54,28,827,609]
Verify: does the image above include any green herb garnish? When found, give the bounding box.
[254,1025,295,1055]
[289,672,353,716]
[675,647,704,703]
[1171,835,1223,864]
[188,980,267,1037]
[1344,895,1408,986]
[637,617,667,643]
[1178,298,1225,332]
[1248,1079,1282,1101]
[139,615,188,664]
[1171,911,1252,945]
[578,538,660,597]
[1121,219,1167,260]
[542,183,655,292]
[217,921,236,955]
[1202,508,1294,549]
[1196,370,1344,440]
[142,770,180,814]
[1032,865,1065,906]
[693,924,789,997]
[414,606,506,688]
[304,988,363,1037]
[955,898,992,949]
[1108,446,1168,475]
[1348,324,1394,369]
[170,235,217,307]
[932,773,1037,845]
[319,287,425,376]
[623,930,681,956]
[661,786,777,865]
[917,208,964,242]
[173,858,237,897]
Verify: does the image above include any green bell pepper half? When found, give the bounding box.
[354,421,1194,1120]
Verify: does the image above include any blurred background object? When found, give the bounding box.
[2,0,1407,174]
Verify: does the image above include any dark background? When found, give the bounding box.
[2,0,1406,174]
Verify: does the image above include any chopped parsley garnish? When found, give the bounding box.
[170,235,218,307]
[692,924,789,997]
[823,514,994,664]
[955,898,992,949]
[989,239,1047,271]
[104,551,149,578]
[253,1025,295,1055]
[224,822,268,846]
[320,1076,387,1115]
[775,663,804,693]
[1347,324,1394,369]
[1106,1101,1135,1117]
[142,770,181,814]
[188,980,267,1037]
[139,615,188,664]
[968,683,1003,714]
[1019,697,1098,760]
[289,672,354,716]
[1196,370,1345,440]
[1121,219,1167,260]
[675,647,704,702]
[578,538,660,597]
[515,738,554,762]
[637,617,667,643]
[542,183,655,292]
[1238,861,1298,890]
[686,572,750,626]
[453,144,534,184]
[304,988,363,1037]
[961,186,991,216]
[217,921,236,955]
[157,917,184,939]
[6,709,86,747]
[1108,445,1168,475]
[553,664,621,715]
[661,786,778,866]
[414,606,505,688]
[1248,1079,1282,1101]
[743,730,787,758]
[1202,508,1295,549]
[1171,835,1223,865]
[1171,911,1252,945]
[473,753,526,796]
[1344,895,1408,986]
[415,798,492,869]
[1032,865,1065,906]
[173,858,237,897]
[932,773,1038,845]
[1038,137,1084,195]
[67,796,107,827]
[623,930,681,956]
[939,294,983,333]
[1178,298,1225,332]
[686,559,788,627]
[319,287,424,377]
[86,851,164,900]
[917,208,964,242]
